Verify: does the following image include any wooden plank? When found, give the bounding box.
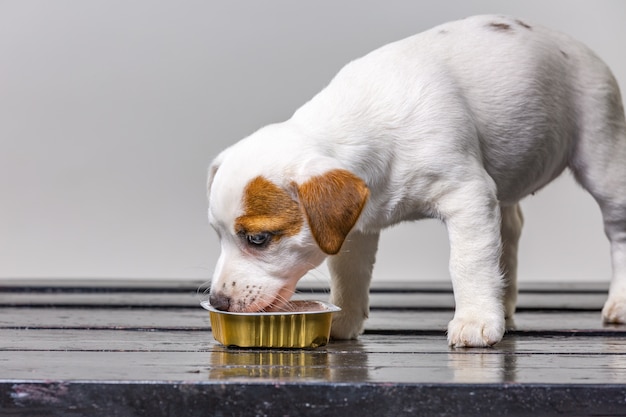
[3,329,626,355]
[0,307,211,331]
[2,339,626,384]
[365,310,624,335]
[0,307,622,335]
[0,279,210,292]
[0,292,209,308]
[0,279,610,293]
[0,290,609,310]
[2,380,624,417]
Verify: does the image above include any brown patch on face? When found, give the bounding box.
[235,176,303,240]
[515,19,531,29]
[487,22,512,32]
[296,169,369,255]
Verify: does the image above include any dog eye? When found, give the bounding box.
[246,232,271,247]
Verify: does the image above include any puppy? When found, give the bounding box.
[207,15,626,347]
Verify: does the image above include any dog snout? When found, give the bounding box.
[209,292,231,311]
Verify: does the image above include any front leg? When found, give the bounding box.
[328,230,380,339]
[442,180,506,347]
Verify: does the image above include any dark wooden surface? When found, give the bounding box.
[1,279,625,417]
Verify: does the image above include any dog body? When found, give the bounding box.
[208,15,626,347]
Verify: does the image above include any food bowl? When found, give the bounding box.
[201,300,341,349]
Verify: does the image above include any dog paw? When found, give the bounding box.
[447,314,504,348]
[602,298,626,323]
[330,310,366,340]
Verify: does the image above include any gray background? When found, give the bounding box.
[1,1,625,285]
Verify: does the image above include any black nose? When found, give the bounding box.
[209,292,231,311]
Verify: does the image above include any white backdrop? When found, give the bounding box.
[1,1,625,284]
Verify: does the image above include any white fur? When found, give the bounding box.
[207,15,626,347]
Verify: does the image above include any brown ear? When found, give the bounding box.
[296,169,369,255]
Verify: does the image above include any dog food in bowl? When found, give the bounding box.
[201,300,340,349]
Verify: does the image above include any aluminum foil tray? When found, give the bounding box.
[201,300,340,349]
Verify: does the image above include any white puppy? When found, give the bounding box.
[207,15,626,347]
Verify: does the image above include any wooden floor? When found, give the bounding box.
[1,279,626,417]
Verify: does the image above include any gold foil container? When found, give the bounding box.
[201,300,340,349]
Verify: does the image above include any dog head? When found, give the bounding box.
[207,125,369,312]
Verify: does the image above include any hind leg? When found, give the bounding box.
[570,85,626,322]
[578,193,626,323]
[599,183,626,322]
[602,219,626,323]
[500,204,524,319]
[586,183,626,323]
